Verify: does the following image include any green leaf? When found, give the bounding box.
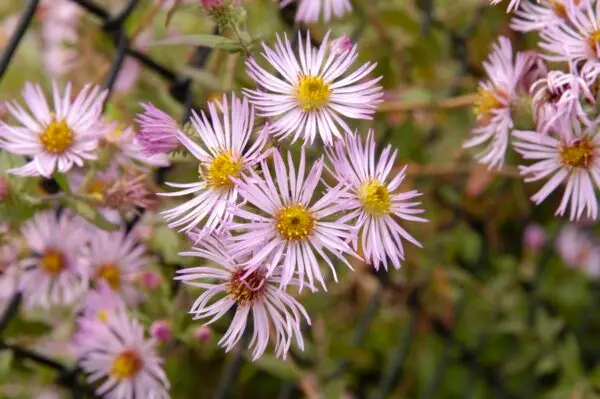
[53,172,71,193]
[3,317,52,338]
[180,67,223,91]
[67,198,119,231]
[252,354,303,380]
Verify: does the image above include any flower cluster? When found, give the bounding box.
[468,0,600,221]
[136,30,425,360]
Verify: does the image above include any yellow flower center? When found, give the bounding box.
[359,180,392,216]
[201,152,243,189]
[227,267,267,306]
[275,204,315,241]
[588,30,600,55]
[86,179,106,201]
[474,88,507,123]
[97,309,108,322]
[39,119,74,154]
[559,139,595,168]
[96,263,122,290]
[549,0,568,18]
[110,349,142,380]
[296,76,331,111]
[40,249,66,275]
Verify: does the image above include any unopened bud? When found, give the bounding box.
[523,224,546,252]
[194,326,213,343]
[140,270,162,291]
[330,35,353,55]
[151,320,173,343]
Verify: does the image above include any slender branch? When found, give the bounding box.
[377,93,477,113]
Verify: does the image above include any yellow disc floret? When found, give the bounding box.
[39,119,74,154]
[40,249,66,275]
[359,180,392,216]
[296,76,331,111]
[560,139,595,169]
[201,152,243,189]
[96,263,122,290]
[275,204,315,240]
[110,349,142,380]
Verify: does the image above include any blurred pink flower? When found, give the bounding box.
[464,37,528,169]
[151,320,173,343]
[556,224,600,276]
[281,0,352,22]
[327,131,427,270]
[114,33,152,95]
[194,326,213,342]
[40,0,81,77]
[135,103,181,155]
[523,223,546,251]
[140,270,162,291]
[19,211,89,308]
[76,311,170,399]
[176,236,310,360]
[329,34,353,54]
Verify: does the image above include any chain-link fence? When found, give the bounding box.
[0,1,596,398]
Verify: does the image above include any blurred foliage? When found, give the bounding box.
[1,0,600,398]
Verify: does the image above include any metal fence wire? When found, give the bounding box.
[0,1,591,399]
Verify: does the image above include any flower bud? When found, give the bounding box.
[140,270,162,291]
[194,326,212,343]
[523,224,546,252]
[151,320,173,343]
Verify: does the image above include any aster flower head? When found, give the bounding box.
[245,31,383,146]
[76,311,170,399]
[19,210,89,308]
[511,0,581,32]
[0,82,107,177]
[464,37,528,169]
[79,281,126,323]
[327,131,427,270]
[531,69,594,133]
[513,119,600,221]
[87,228,148,305]
[539,0,600,68]
[135,102,180,155]
[228,149,358,291]
[103,124,170,169]
[280,0,352,22]
[556,224,600,276]
[161,93,270,233]
[176,236,310,360]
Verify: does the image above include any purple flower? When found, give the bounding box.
[135,103,180,155]
[464,37,528,169]
[511,0,581,32]
[0,82,107,177]
[327,131,427,270]
[228,149,358,291]
[556,224,600,276]
[176,236,310,360]
[513,120,600,221]
[160,94,270,233]
[244,31,383,146]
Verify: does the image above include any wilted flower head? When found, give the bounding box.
[177,236,310,360]
[135,103,180,155]
[76,311,170,399]
[19,211,89,308]
[245,31,383,146]
[0,82,107,177]
[103,173,157,214]
[464,37,528,169]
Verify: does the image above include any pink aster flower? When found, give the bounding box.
[161,94,269,233]
[228,149,358,291]
[103,124,170,169]
[539,0,600,70]
[464,37,528,169]
[327,131,427,270]
[513,120,600,221]
[490,0,521,12]
[40,0,81,77]
[280,0,352,22]
[87,228,149,305]
[531,69,594,133]
[0,244,19,300]
[0,82,108,177]
[19,211,89,308]
[244,31,383,146]
[511,0,580,32]
[556,224,600,276]
[176,236,310,360]
[76,311,170,399]
[135,103,180,155]
[79,281,126,323]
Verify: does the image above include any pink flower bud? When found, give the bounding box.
[151,320,172,343]
[194,326,212,343]
[140,270,162,291]
[523,224,546,252]
[330,35,353,55]
[201,0,224,9]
